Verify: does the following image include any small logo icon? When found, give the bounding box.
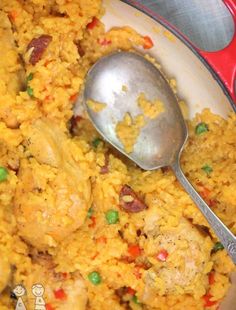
[32,284,46,310]
[13,285,26,310]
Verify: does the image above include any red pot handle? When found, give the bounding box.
[197,0,236,103]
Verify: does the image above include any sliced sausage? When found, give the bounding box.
[76,41,85,57]
[119,184,147,213]
[100,153,109,174]
[27,34,52,65]
[69,115,83,134]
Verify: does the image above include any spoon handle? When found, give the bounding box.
[171,160,236,264]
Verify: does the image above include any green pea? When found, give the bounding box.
[87,207,93,219]
[26,73,33,83]
[132,295,141,305]
[105,210,119,224]
[212,242,224,252]
[0,167,8,182]
[88,271,101,285]
[92,137,102,148]
[27,86,34,97]
[195,122,209,135]
[202,164,213,175]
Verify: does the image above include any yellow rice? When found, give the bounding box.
[87,99,107,113]
[137,92,164,119]
[116,112,146,153]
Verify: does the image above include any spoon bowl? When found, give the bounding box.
[81,51,236,263]
[83,52,187,170]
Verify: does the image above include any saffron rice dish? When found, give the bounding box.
[0,1,235,309]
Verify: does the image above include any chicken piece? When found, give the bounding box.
[21,255,87,310]
[0,256,11,293]
[142,205,213,303]
[14,119,92,250]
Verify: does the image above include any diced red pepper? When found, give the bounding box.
[208,272,215,285]
[126,287,136,296]
[96,236,107,244]
[89,216,96,228]
[46,304,55,310]
[54,288,67,301]
[87,17,99,30]
[143,36,154,49]
[202,293,218,307]
[69,93,78,102]
[128,245,141,258]
[156,249,168,262]
[98,38,112,46]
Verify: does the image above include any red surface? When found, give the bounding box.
[197,0,236,103]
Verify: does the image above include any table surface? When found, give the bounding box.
[134,0,234,51]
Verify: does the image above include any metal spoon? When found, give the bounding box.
[81,51,236,263]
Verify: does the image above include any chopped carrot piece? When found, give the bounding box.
[156,249,168,262]
[54,288,67,301]
[128,245,141,258]
[143,36,154,49]
[87,17,99,30]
